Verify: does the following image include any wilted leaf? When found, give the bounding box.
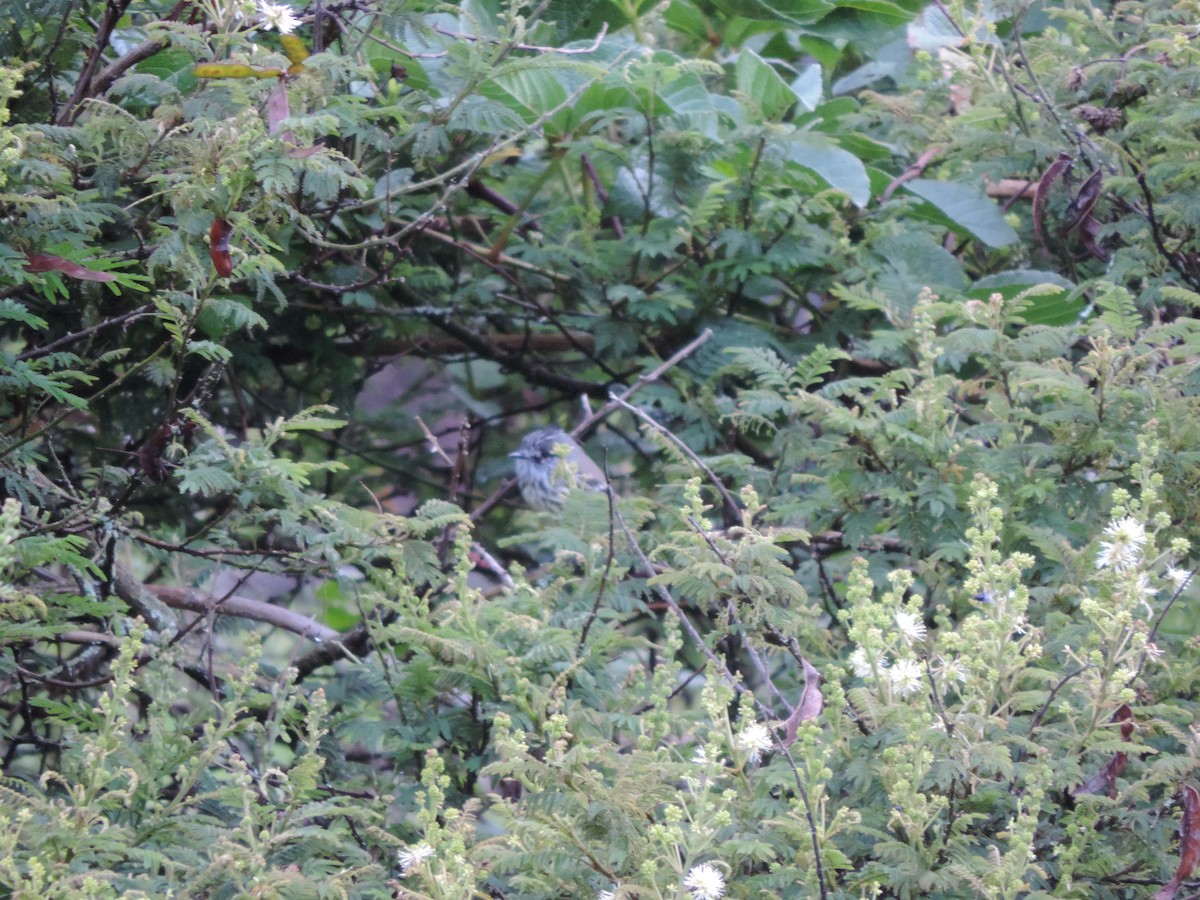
[1033,152,1072,254]
[267,78,290,134]
[23,253,118,282]
[1063,168,1103,233]
[1073,751,1127,799]
[1115,702,1133,740]
[1155,784,1200,900]
[783,655,823,744]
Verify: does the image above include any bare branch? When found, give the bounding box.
[147,585,338,643]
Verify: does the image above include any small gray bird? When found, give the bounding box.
[509,427,608,511]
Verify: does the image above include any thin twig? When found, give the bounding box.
[578,453,618,649]
[18,304,155,361]
[574,329,714,437]
[1135,171,1200,291]
[1136,561,1200,680]
[610,393,741,524]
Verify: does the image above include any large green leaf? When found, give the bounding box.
[784,133,871,207]
[971,270,1083,325]
[480,67,570,126]
[903,178,1018,248]
[708,0,833,25]
[874,231,968,311]
[735,49,797,121]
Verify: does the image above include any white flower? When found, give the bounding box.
[936,656,967,683]
[849,646,887,679]
[1132,573,1158,615]
[895,611,927,644]
[397,843,434,875]
[1166,566,1194,591]
[684,862,726,900]
[257,0,300,33]
[1096,516,1147,571]
[734,721,773,764]
[889,658,923,697]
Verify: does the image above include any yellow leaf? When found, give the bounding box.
[193,63,283,79]
[280,34,309,67]
[481,146,522,167]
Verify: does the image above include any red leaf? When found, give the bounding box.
[1177,784,1200,881]
[1114,702,1134,741]
[1074,751,1127,799]
[267,78,290,135]
[209,217,234,277]
[1157,784,1200,900]
[23,253,118,282]
[1074,704,1135,798]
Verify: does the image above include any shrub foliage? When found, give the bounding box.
[3,0,1200,896]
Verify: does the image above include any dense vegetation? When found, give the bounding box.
[4,0,1200,895]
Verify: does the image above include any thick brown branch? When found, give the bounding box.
[92,38,171,97]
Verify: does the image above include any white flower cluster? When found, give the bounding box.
[888,658,923,697]
[847,609,931,697]
[397,843,434,876]
[684,862,726,900]
[1095,516,1146,571]
[850,647,926,697]
[734,721,773,764]
[894,610,927,644]
[1166,566,1193,592]
[257,0,300,33]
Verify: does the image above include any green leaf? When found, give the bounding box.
[902,178,1018,248]
[874,232,967,310]
[1094,280,1139,338]
[281,416,349,433]
[784,133,871,207]
[480,67,570,128]
[735,49,797,120]
[709,0,833,25]
[971,270,1082,326]
[831,0,916,24]
[0,299,47,329]
[134,48,198,92]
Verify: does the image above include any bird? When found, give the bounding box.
[509,427,608,511]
